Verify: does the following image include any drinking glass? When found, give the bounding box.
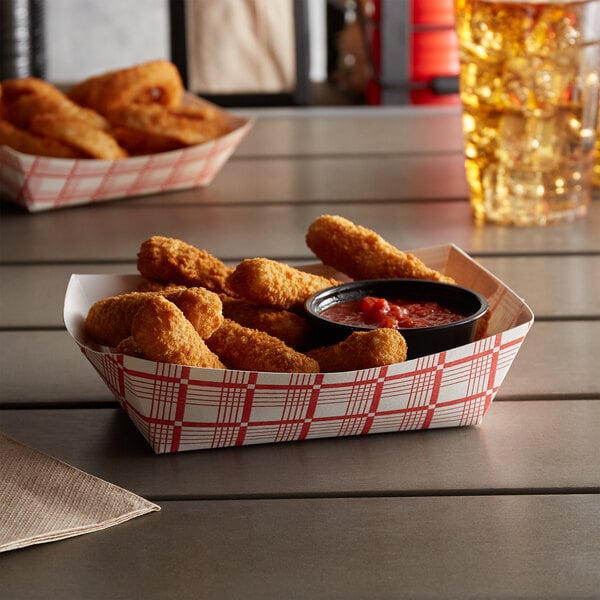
[455,0,600,225]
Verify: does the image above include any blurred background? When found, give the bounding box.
[1,0,460,107]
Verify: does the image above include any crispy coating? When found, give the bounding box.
[227,258,340,310]
[307,329,408,373]
[168,287,223,338]
[1,77,108,130]
[29,114,128,160]
[137,236,233,294]
[221,296,314,350]
[0,118,81,158]
[84,287,223,347]
[111,125,184,156]
[67,60,184,116]
[107,103,229,147]
[1,62,230,159]
[306,214,455,284]
[132,296,225,368]
[85,292,144,347]
[206,319,320,373]
[114,336,144,358]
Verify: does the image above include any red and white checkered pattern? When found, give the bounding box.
[64,245,534,453]
[0,114,253,212]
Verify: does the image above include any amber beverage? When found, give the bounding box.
[455,0,600,225]
[594,111,600,186]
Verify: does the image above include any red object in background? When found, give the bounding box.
[412,0,456,25]
[411,0,459,105]
[411,29,459,83]
[363,0,459,105]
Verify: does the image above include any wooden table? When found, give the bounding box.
[1,105,599,599]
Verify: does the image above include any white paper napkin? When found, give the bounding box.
[0,433,160,552]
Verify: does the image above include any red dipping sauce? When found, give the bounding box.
[320,296,467,329]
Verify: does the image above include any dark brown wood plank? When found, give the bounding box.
[498,320,599,398]
[478,255,600,318]
[2,494,599,599]
[2,201,600,264]
[2,400,598,497]
[234,106,465,157]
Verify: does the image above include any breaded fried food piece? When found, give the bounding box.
[221,296,314,350]
[227,258,340,310]
[1,77,108,130]
[132,296,225,368]
[107,103,229,147]
[164,287,223,339]
[306,214,454,284]
[307,329,408,373]
[67,60,184,116]
[29,114,127,160]
[0,118,81,158]
[206,319,320,373]
[137,236,233,294]
[114,336,145,358]
[85,292,145,346]
[84,287,223,347]
[111,125,184,156]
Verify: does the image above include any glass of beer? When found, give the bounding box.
[454,0,600,226]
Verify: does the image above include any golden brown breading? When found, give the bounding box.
[227,258,340,310]
[84,287,223,347]
[111,125,184,156]
[306,329,408,373]
[29,114,127,160]
[1,77,108,130]
[106,103,229,147]
[305,214,454,283]
[85,292,144,347]
[0,118,82,158]
[137,236,233,294]
[131,296,225,368]
[114,336,145,358]
[167,288,223,338]
[221,296,314,350]
[206,319,320,373]
[67,60,184,116]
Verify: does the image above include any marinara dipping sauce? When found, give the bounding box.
[320,296,467,329]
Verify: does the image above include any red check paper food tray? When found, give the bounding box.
[0,106,253,213]
[64,245,534,454]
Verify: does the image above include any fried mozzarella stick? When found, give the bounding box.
[227,258,340,310]
[137,236,233,294]
[305,214,454,283]
[307,329,408,373]
[114,335,144,358]
[132,296,225,368]
[84,287,223,347]
[221,296,314,350]
[206,319,319,373]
